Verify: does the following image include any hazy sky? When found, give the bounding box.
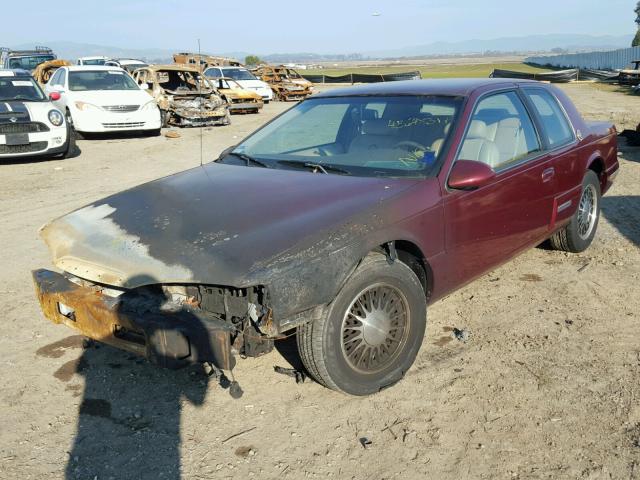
[4,0,636,53]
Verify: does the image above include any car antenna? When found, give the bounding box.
[198,38,204,167]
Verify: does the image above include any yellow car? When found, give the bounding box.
[212,77,264,114]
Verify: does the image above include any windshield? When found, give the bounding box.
[69,70,141,91]
[82,58,106,66]
[222,68,257,81]
[0,76,46,102]
[229,95,462,178]
[121,63,147,73]
[8,55,55,71]
[157,70,212,93]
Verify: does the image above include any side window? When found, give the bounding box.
[49,69,62,86]
[59,69,67,88]
[523,89,574,148]
[458,91,540,170]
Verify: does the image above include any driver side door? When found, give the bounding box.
[441,89,557,290]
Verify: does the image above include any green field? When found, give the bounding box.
[305,62,551,79]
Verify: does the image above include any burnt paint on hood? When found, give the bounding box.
[41,163,421,289]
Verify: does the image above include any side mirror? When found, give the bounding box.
[139,83,150,90]
[448,160,496,191]
[49,91,62,101]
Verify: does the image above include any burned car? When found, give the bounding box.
[212,77,263,114]
[33,79,618,395]
[32,59,72,85]
[132,65,229,127]
[173,52,242,69]
[252,65,313,101]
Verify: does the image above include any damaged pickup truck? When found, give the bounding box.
[34,79,619,395]
[132,65,229,127]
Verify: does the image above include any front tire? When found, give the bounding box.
[297,253,427,395]
[60,125,77,159]
[550,170,601,253]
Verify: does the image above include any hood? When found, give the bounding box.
[234,79,269,90]
[41,163,419,289]
[69,89,153,106]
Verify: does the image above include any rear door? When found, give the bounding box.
[442,90,556,289]
[521,87,580,228]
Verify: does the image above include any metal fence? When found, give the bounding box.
[525,46,640,70]
[303,71,421,84]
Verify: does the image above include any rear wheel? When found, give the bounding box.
[297,253,427,395]
[550,170,601,253]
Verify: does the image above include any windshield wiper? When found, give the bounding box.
[277,160,351,175]
[225,151,270,168]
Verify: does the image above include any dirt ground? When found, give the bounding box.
[0,82,639,480]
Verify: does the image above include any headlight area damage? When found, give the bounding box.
[32,270,276,371]
[163,96,230,128]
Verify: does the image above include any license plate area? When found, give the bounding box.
[6,133,29,146]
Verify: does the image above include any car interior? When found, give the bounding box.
[458,95,541,170]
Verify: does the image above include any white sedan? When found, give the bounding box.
[44,66,161,136]
[204,66,273,103]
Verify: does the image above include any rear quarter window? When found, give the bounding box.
[524,89,575,148]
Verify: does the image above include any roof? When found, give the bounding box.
[116,59,146,65]
[146,64,201,73]
[0,68,33,78]
[65,65,126,72]
[313,78,540,98]
[78,56,109,60]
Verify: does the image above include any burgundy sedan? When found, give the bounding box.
[34,79,618,395]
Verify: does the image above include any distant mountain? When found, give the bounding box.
[11,34,636,65]
[366,34,635,58]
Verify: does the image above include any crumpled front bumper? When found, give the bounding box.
[32,269,235,370]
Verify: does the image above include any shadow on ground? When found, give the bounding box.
[601,195,640,247]
[39,276,238,480]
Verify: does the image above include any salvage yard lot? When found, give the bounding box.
[1,82,639,479]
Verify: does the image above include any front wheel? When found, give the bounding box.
[297,253,427,395]
[550,170,601,253]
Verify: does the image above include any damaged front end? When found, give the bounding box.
[33,270,275,371]
[166,95,230,127]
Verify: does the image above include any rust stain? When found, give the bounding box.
[54,356,87,383]
[434,336,453,347]
[520,273,543,282]
[36,335,84,358]
[65,384,83,397]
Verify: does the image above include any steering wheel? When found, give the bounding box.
[393,140,427,152]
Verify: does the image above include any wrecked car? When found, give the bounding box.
[132,65,229,127]
[32,59,72,85]
[212,77,263,114]
[33,79,619,395]
[618,60,640,86]
[251,65,313,101]
[173,52,242,69]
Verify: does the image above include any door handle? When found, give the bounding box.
[542,167,555,183]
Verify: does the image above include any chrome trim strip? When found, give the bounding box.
[557,200,572,213]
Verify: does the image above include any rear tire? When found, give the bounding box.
[550,170,601,253]
[297,253,427,395]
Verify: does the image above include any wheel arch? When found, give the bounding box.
[586,154,606,191]
[368,240,433,302]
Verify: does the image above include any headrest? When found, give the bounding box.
[362,108,379,121]
[362,119,393,136]
[467,120,488,139]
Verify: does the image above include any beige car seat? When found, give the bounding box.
[458,120,501,168]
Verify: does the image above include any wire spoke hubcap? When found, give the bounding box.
[341,284,410,374]
[577,183,597,240]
